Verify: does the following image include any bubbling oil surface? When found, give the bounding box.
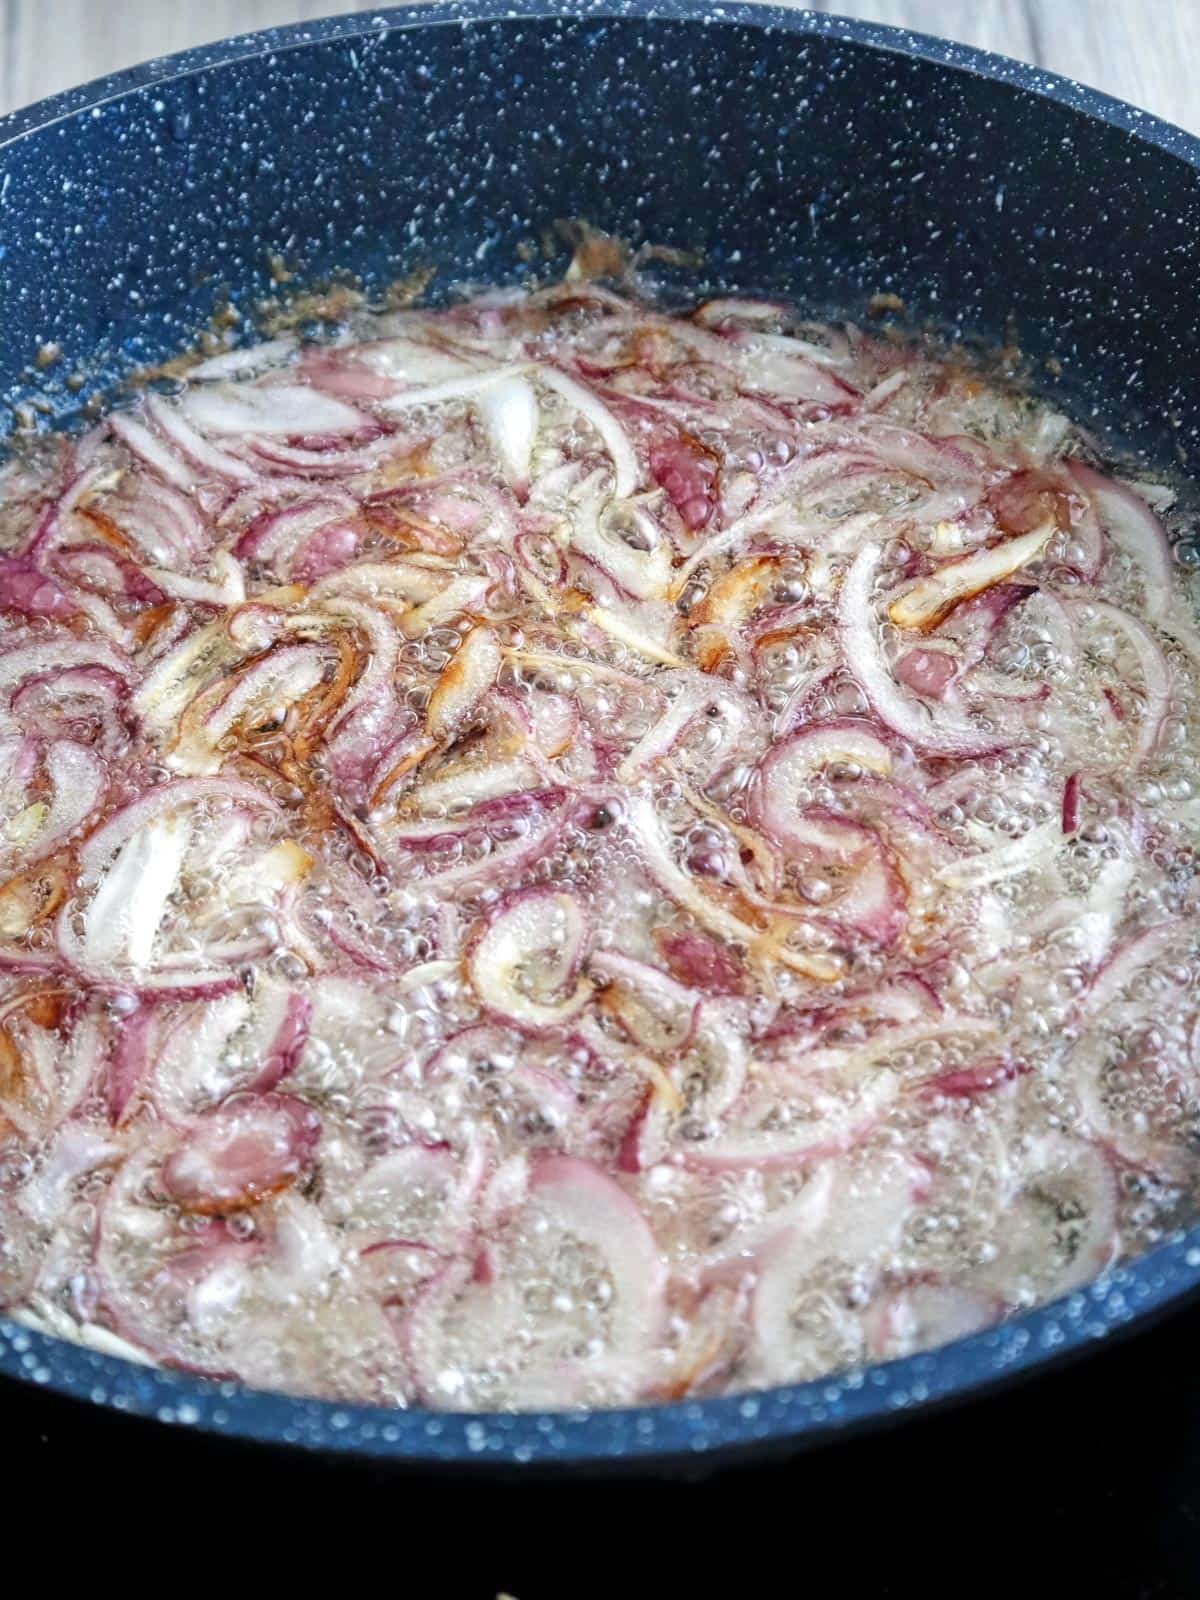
[0,285,1197,1409]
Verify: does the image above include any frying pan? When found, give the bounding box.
[1,0,1198,1471]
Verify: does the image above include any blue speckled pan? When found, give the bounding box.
[2,0,1199,1470]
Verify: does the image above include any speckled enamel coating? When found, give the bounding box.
[1,0,1199,1468]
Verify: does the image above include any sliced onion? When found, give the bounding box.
[384,791,571,897]
[171,642,330,776]
[144,552,245,609]
[143,394,259,486]
[317,596,406,790]
[570,489,672,601]
[291,523,359,584]
[858,418,995,485]
[1,292,1194,1404]
[751,719,893,856]
[9,662,124,726]
[467,886,593,1030]
[806,974,942,1034]
[105,1003,162,1125]
[840,543,995,755]
[132,620,243,739]
[108,413,195,491]
[1025,855,1134,970]
[509,687,579,759]
[95,1142,262,1374]
[425,625,502,745]
[528,1153,666,1345]
[123,480,207,564]
[683,1069,899,1170]
[401,574,491,638]
[49,542,163,608]
[311,559,448,607]
[734,333,857,406]
[591,950,701,1052]
[249,979,312,1094]
[17,1121,121,1231]
[1069,461,1192,641]
[0,556,78,621]
[536,365,640,498]
[936,819,1062,890]
[1062,772,1082,835]
[825,836,908,946]
[189,337,297,382]
[246,432,400,479]
[478,1152,533,1232]
[424,1026,579,1133]
[1084,923,1182,1018]
[973,1134,1118,1305]
[775,647,839,738]
[476,375,539,495]
[862,369,910,411]
[694,297,790,331]
[1074,599,1172,764]
[921,1056,1028,1100]
[0,638,132,735]
[0,868,62,954]
[380,364,527,411]
[648,426,719,531]
[701,1163,835,1282]
[578,597,686,667]
[355,333,485,385]
[254,1193,344,1304]
[153,982,310,1121]
[655,929,747,996]
[151,993,251,1122]
[0,734,37,818]
[182,383,370,437]
[235,492,357,565]
[935,586,1032,665]
[751,1151,925,1382]
[297,856,402,976]
[342,1140,482,1254]
[626,793,842,983]
[19,740,106,864]
[959,665,1047,705]
[81,808,191,969]
[690,554,786,665]
[78,778,277,880]
[406,1153,665,1407]
[887,521,1053,633]
[96,1139,262,1376]
[865,1281,1002,1360]
[616,671,750,783]
[402,755,544,815]
[894,646,958,699]
[161,1092,320,1213]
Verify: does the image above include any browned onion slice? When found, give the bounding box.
[887,521,1053,633]
[425,625,502,745]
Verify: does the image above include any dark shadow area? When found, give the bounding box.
[8,1301,1199,1596]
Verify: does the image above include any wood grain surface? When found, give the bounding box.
[2,1,1197,135]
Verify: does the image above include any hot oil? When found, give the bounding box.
[0,288,1196,1408]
